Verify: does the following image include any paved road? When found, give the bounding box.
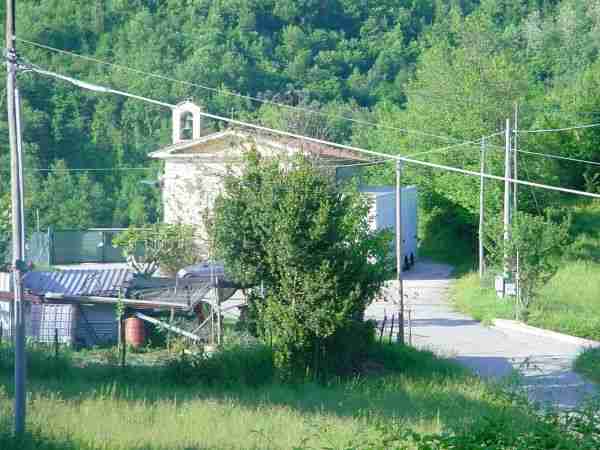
[365,261,598,409]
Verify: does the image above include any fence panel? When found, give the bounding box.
[53,231,104,264]
[101,230,127,263]
[26,232,51,266]
[26,229,144,265]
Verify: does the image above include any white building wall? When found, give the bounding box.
[0,301,10,340]
[162,159,232,255]
[361,186,418,264]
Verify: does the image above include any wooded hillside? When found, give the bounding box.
[1,0,600,260]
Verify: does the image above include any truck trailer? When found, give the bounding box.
[359,186,418,269]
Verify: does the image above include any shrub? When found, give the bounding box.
[211,151,392,381]
[484,211,570,320]
[164,344,275,388]
[0,341,73,379]
[113,224,203,277]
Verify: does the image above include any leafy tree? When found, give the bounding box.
[113,224,203,277]
[3,0,600,270]
[210,151,392,380]
[30,160,108,230]
[484,211,571,320]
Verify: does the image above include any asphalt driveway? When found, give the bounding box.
[365,261,598,409]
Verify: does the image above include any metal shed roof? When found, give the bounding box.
[23,269,133,297]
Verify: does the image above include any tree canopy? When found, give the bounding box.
[210,151,391,379]
[1,0,600,261]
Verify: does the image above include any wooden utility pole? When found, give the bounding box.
[513,103,520,301]
[513,103,519,211]
[503,118,512,282]
[395,161,405,345]
[6,0,27,436]
[478,137,486,279]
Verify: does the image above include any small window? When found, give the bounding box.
[181,112,194,140]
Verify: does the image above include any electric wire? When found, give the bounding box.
[28,65,497,161]
[24,64,600,200]
[408,132,504,158]
[16,36,467,144]
[516,149,600,167]
[518,122,600,133]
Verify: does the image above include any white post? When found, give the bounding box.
[479,137,486,279]
[395,161,404,344]
[503,119,512,283]
[513,103,520,303]
[6,0,27,435]
[513,103,518,211]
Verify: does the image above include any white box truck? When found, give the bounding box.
[359,186,418,269]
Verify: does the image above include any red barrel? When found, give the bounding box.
[125,317,146,348]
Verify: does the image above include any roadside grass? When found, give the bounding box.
[450,202,600,341]
[0,342,577,450]
[447,201,600,384]
[531,262,600,340]
[574,347,600,384]
[451,273,514,324]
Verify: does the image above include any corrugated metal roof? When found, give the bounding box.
[23,269,132,297]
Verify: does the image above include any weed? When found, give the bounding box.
[574,347,600,384]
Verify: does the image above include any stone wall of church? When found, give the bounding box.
[162,158,232,255]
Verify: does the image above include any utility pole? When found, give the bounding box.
[395,161,404,345]
[513,103,520,302]
[6,0,27,436]
[513,103,519,211]
[503,118,512,282]
[478,137,486,279]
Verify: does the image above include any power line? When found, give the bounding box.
[26,64,600,200]
[516,149,600,167]
[16,36,467,144]
[1,167,157,172]
[28,65,500,163]
[333,160,391,168]
[518,121,600,134]
[408,132,504,158]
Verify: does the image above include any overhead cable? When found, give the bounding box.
[517,149,600,167]
[408,132,504,158]
[16,36,466,144]
[518,121,600,133]
[28,65,600,200]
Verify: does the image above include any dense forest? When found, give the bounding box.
[1,0,600,259]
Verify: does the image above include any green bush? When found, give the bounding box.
[320,319,377,377]
[211,151,391,381]
[165,344,275,388]
[0,341,73,379]
[574,347,600,384]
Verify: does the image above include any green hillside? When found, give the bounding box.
[2,0,600,263]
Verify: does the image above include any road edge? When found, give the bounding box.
[492,319,600,348]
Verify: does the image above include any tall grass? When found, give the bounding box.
[0,342,552,450]
[532,262,600,340]
[574,347,600,384]
[452,264,600,341]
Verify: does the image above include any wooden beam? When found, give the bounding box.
[44,293,189,309]
[134,312,202,342]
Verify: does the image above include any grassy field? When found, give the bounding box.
[2,342,597,450]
